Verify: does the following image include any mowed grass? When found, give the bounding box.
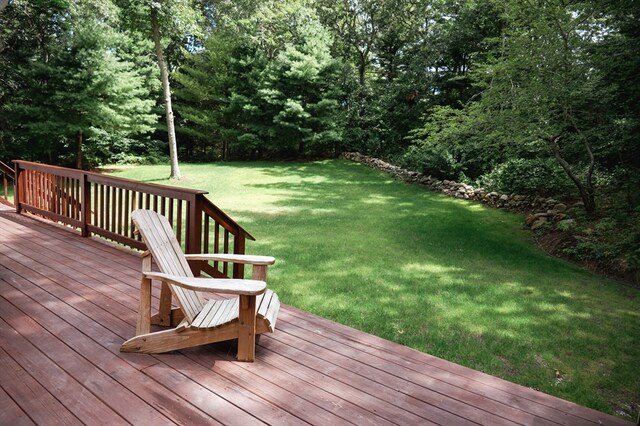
[111,159,640,418]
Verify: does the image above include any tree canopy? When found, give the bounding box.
[1,0,638,213]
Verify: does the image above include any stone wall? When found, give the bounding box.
[342,152,573,229]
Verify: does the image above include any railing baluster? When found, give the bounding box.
[30,170,34,207]
[33,171,38,209]
[51,175,57,215]
[33,171,38,208]
[61,176,67,217]
[176,200,183,246]
[75,177,80,220]
[110,186,116,233]
[123,189,130,237]
[117,187,123,235]
[94,183,99,228]
[35,171,39,209]
[2,174,7,202]
[214,223,220,271]
[168,197,174,229]
[32,171,37,209]
[69,178,76,220]
[204,215,210,254]
[93,182,99,229]
[223,230,230,276]
[67,176,72,219]
[105,185,111,231]
[99,184,105,230]
[40,172,45,211]
[68,176,72,218]
[62,176,66,217]
[37,171,42,210]
[53,174,58,215]
[39,171,44,210]
[30,170,35,208]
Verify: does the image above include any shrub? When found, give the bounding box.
[398,144,463,180]
[476,158,572,196]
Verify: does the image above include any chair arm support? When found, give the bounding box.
[184,253,275,266]
[143,272,266,295]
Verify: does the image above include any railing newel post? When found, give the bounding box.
[233,231,246,279]
[14,161,22,214]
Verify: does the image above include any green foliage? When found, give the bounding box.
[403,105,507,180]
[477,158,573,196]
[398,0,640,215]
[399,144,462,180]
[175,2,343,159]
[0,0,158,167]
[2,0,638,204]
[559,203,640,284]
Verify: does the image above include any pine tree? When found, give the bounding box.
[1,0,157,167]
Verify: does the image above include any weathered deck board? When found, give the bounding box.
[0,384,35,426]
[0,209,632,426]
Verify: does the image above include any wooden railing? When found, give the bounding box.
[0,160,15,207]
[13,161,254,278]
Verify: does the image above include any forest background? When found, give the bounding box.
[0,0,639,281]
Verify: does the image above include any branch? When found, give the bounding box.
[564,107,595,190]
[546,135,585,192]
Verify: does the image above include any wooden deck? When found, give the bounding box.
[0,207,631,425]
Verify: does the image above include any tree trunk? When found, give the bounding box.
[151,7,181,180]
[358,50,367,86]
[546,135,596,214]
[76,130,83,170]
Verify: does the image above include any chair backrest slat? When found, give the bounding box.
[132,209,205,322]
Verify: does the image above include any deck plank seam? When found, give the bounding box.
[262,322,515,426]
[0,306,129,425]
[276,312,580,423]
[280,307,616,425]
[0,277,212,425]
[0,251,142,336]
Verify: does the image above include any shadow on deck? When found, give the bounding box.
[0,208,631,425]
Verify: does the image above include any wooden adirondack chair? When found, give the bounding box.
[120,209,280,362]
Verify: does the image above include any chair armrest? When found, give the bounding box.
[184,253,275,266]
[143,272,266,295]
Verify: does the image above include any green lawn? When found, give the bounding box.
[111,159,640,419]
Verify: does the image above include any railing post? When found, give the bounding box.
[13,162,22,214]
[186,194,204,276]
[233,232,246,279]
[2,173,7,203]
[81,171,91,237]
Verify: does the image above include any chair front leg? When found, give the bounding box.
[156,281,173,326]
[136,275,152,336]
[136,252,153,336]
[237,294,257,362]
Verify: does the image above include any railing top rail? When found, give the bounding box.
[0,160,14,178]
[202,197,256,241]
[14,160,208,199]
